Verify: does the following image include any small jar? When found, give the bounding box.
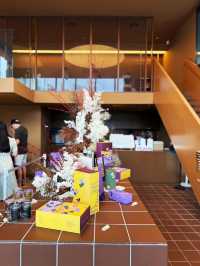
[10,202,21,221]
[21,201,32,219]
[14,188,24,200]
[4,199,14,222]
[24,189,33,202]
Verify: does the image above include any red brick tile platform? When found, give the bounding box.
[0,180,167,266]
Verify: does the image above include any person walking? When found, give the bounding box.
[0,122,18,200]
[11,119,28,186]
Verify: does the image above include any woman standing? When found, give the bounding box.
[0,122,18,200]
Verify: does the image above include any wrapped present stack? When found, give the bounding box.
[95,141,132,205]
[96,141,131,183]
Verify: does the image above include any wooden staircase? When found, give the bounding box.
[153,58,200,204]
[184,93,200,116]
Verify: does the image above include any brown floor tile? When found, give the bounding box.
[127,225,166,244]
[99,201,120,211]
[178,225,194,233]
[0,223,32,241]
[181,214,195,219]
[169,233,187,241]
[186,220,200,226]
[165,226,181,233]
[0,243,20,266]
[96,224,129,244]
[154,211,169,219]
[176,241,195,251]
[123,212,155,225]
[173,220,187,226]
[59,224,94,243]
[168,214,182,220]
[120,200,147,212]
[192,240,200,250]
[162,232,172,240]
[24,225,60,242]
[193,226,200,233]
[185,233,200,241]
[96,211,124,224]
[95,245,130,266]
[22,244,56,266]
[160,219,175,226]
[167,241,179,251]
[168,250,186,262]
[183,250,200,262]
[170,262,190,266]
[58,245,93,266]
[132,245,168,266]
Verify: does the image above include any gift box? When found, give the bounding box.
[96,157,105,200]
[73,169,99,215]
[112,167,131,181]
[108,190,133,205]
[96,142,112,158]
[36,201,90,234]
[105,168,116,190]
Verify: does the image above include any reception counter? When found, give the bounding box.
[0,180,167,266]
[117,150,180,184]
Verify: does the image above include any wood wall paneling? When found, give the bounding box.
[118,150,180,184]
[183,60,200,101]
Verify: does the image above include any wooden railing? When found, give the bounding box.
[183,60,200,101]
[153,59,200,203]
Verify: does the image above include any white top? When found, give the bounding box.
[8,137,18,157]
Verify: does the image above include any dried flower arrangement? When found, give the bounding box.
[32,89,111,198]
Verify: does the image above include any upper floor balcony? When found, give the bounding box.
[0,16,166,104]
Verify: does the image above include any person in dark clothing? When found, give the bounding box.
[11,119,28,186]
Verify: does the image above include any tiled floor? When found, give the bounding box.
[0,180,167,266]
[134,184,200,266]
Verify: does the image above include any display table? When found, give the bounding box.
[117,150,180,184]
[0,180,167,266]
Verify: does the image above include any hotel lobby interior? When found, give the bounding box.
[0,1,200,265]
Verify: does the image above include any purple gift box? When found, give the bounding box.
[97,157,104,178]
[96,142,112,157]
[96,157,105,200]
[108,190,133,205]
[103,156,114,168]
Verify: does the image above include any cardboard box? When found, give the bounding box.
[153,141,164,151]
[112,167,131,181]
[36,201,90,234]
[73,169,99,215]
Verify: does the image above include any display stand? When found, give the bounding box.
[180,175,192,188]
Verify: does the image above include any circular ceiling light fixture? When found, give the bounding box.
[65,44,124,69]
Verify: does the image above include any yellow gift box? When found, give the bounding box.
[73,168,99,215]
[36,201,90,234]
[113,167,131,180]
